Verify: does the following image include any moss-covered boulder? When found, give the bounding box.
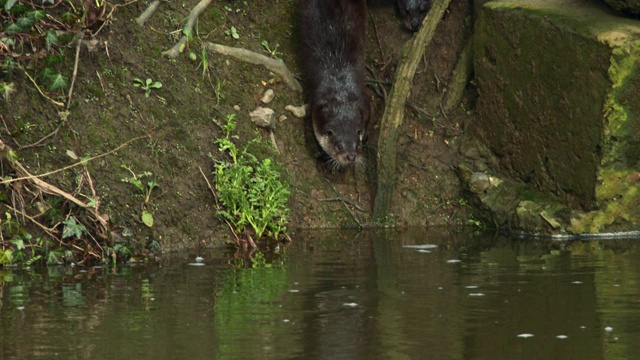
[470,0,640,234]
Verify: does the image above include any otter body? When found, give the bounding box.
[397,0,431,31]
[299,0,369,167]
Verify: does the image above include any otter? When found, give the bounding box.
[299,0,369,167]
[397,0,431,31]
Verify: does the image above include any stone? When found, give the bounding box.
[261,88,275,104]
[472,0,640,234]
[249,106,275,129]
[285,104,308,118]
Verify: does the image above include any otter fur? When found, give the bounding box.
[299,0,369,167]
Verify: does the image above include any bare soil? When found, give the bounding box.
[1,0,478,253]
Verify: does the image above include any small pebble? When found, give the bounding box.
[605,326,613,332]
[261,89,275,104]
[285,104,308,118]
[556,335,568,339]
[249,106,276,129]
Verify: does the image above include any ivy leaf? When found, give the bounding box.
[141,211,154,227]
[16,17,34,30]
[62,217,87,239]
[47,73,68,92]
[10,238,25,250]
[4,0,18,11]
[3,22,22,33]
[28,10,46,23]
[45,30,58,50]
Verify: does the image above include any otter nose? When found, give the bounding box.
[346,153,357,163]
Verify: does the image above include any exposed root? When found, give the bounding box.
[136,0,161,26]
[162,0,213,58]
[373,0,453,221]
[205,42,303,92]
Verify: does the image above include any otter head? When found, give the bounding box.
[312,100,367,168]
[398,0,431,32]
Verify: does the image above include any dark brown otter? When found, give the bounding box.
[397,0,431,31]
[299,0,369,167]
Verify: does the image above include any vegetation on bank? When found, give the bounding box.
[211,114,291,249]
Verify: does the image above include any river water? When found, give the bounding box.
[1,229,639,359]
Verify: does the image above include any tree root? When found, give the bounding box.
[373,0,453,222]
[136,0,161,26]
[205,42,303,92]
[162,0,213,58]
[443,34,474,112]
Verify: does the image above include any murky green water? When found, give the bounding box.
[1,229,639,359]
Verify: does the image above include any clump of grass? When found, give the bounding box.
[212,114,290,243]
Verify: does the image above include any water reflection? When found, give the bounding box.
[1,229,639,359]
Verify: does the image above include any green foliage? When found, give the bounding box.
[213,114,290,240]
[132,77,163,98]
[120,165,158,227]
[62,216,87,239]
[0,0,95,95]
[261,40,282,59]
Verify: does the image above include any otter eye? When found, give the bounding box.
[336,144,343,151]
[326,130,334,137]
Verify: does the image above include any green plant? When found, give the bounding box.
[224,26,240,39]
[133,77,163,97]
[212,114,290,240]
[0,0,91,96]
[261,40,282,59]
[121,165,158,227]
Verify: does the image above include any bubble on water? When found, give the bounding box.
[517,333,534,338]
[402,244,438,250]
[283,319,290,323]
[571,281,583,284]
[556,335,568,339]
[604,326,613,332]
[465,285,479,289]
[195,256,204,263]
[288,289,300,293]
[16,306,25,311]
[468,293,485,297]
[188,263,205,266]
[417,249,431,253]
[343,303,358,308]
[446,259,461,264]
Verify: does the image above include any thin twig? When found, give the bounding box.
[18,126,60,149]
[198,166,241,244]
[66,39,83,109]
[1,135,147,185]
[18,66,65,107]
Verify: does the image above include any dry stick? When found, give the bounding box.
[1,135,146,185]
[197,166,242,245]
[205,42,303,92]
[18,126,60,149]
[372,0,452,222]
[136,0,161,26]
[67,39,83,109]
[5,204,60,239]
[18,66,65,107]
[368,9,386,66]
[162,0,213,58]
